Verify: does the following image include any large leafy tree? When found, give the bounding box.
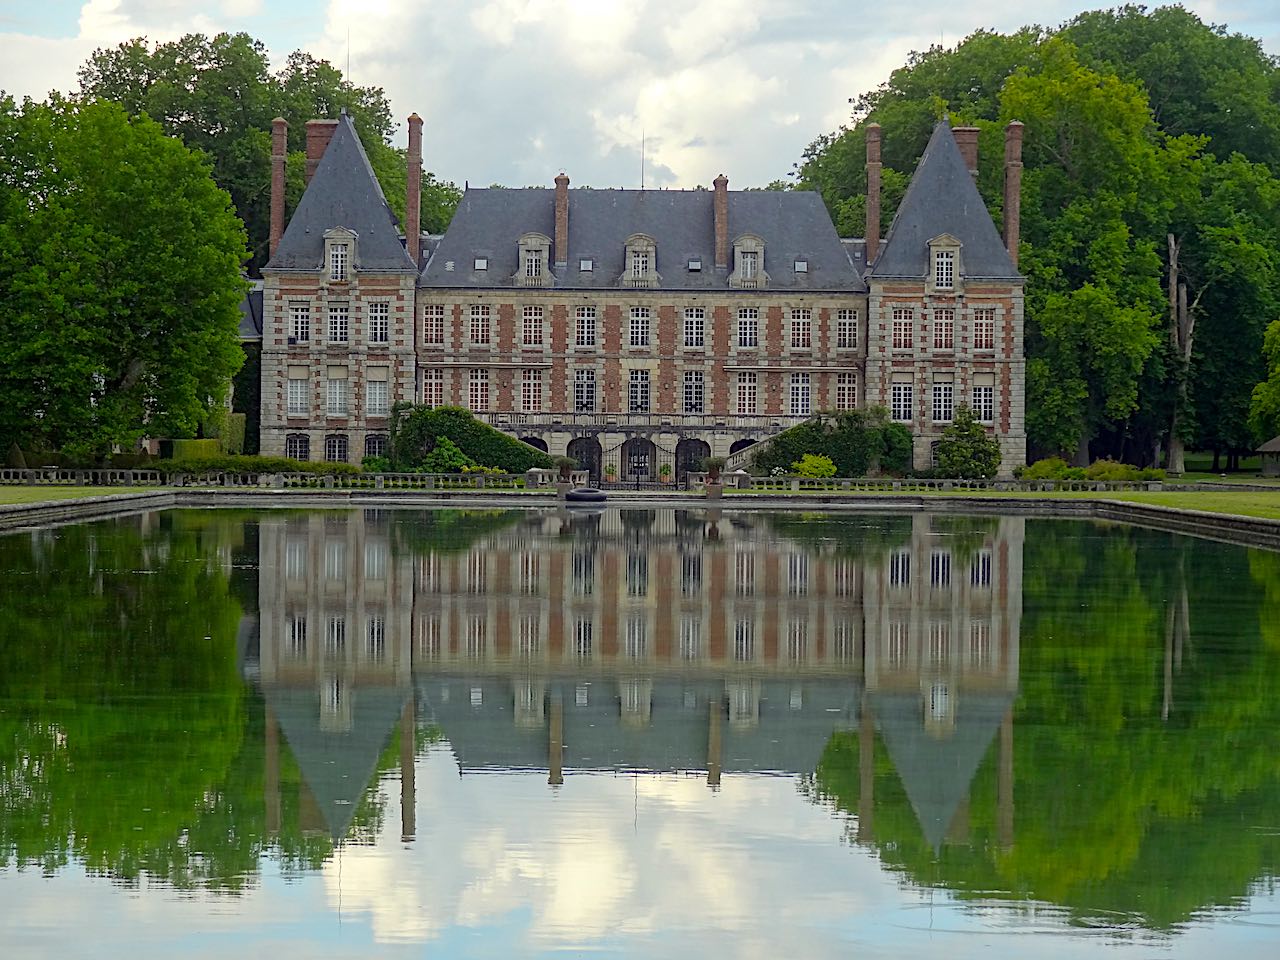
[0,96,248,458]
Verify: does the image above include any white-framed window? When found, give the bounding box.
[794,259,808,273]
[325,435,348,462]
[681,551,702,596]
[628,368,650,413]
[468,368,489,411]
[935,249,954,289]
[889,551,910,588]
[574,368,596,412]
[969,620,993,668]
[522,305,544,346]
[679,617,702,660]
[473,257,488,271]
[734,618,755,660]
[787,552,809,596]
[574,618,594,660]
[683,307,706,348]
[683,370,704,414]
[928,621,950,666]
[930,550,952,588]
[367,380,389,417]
[521,369,543,412]
[368,302,389,344]
[737,371,758,415]
[287,614,307,657]
[423,304,445,345]
[971,550,993,588]
[836,308,858,349]
[735,551,755,596]
[741,250,758,280]
[787,620,807,661]
[836,371,857,410]
[932,380,954,422]
[891,381,913,422]
[326,615,346,653]
[328,303,349,343]
[285,434,309,460]
[789,372,811,416]
[933,308,954,351]
[575,306,597,348]
[287,376,308,415]
[886,620,908,669]
[790,308,812,349]
[629,307,651,348]
[518,615,540,657]
[329,243,349,282]
[365,434,387,458]
[630,249,649,279]
[326,541,348,581]
[571,549,594,596]
[974,308,996,351]
[973,384,995,423]
[469,304,491,345]
[524,248,543,280]
[579,258,593,273]
[422,368,443,407]
[626,551,648,598]
[290,302,311,342]
[891,308,913,350]
[737,307,759,348]
[366,616,386,661]
[327,377,348,415]
[519,552,539,595]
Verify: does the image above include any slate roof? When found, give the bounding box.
[870,121,1020,281]
[237,283,263,340]
[266,112,415,273]
[1257,435,1280,454]
[420,187,866,292]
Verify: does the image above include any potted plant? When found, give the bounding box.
[552,455,577,499]
[605,463,618,482]
[702,456,727,500]
[659,463,672,483]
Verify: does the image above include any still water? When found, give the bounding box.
[1,506,1278,958]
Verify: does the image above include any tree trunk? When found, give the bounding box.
[1167,418,1186,474]
[1073,430,1090,468]
[1212,449,1221,472]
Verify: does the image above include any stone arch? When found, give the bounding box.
[567,436,602,483]
[520,436,549,453]
[675,438,711,483]
[621,436,657,481]
[729,438,757,455]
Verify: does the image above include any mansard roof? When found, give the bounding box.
[419,187,866,292]
[870,121,1020,282]
[267,112,415,273]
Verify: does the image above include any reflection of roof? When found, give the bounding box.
[869,689,1015,852]
[262,682,410,842]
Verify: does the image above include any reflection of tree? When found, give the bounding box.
[391,508,525,555]
[808,520,1280,929]
[760,512,914,559]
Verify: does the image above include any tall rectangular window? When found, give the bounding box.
[683,370,704,414]
[521,369,543,412]
[737,308,759,348]
[324,435,348,462]
[423,304,445,345]
[327,377,348,415]
[734,618,755,660]
[329,243,348,282]
[974,308,996,351]
[933,309,955,351]
[836,371,857,409]
[630,250,649,279]
[628,368,650,413]
[935,249,954,289]
[741,250,758,280]
[285,434,310,460]
[836,308,858,349]
[366,617,386,661]
[790,308,812,349]
[892,308,913,350]
[368,302,389,344]
[575,306,597,348]
[287,376,308,415]
[973,384,994,422]
[737,372,758,415]
[931,550,952,588]
[890,551,910,587]
[735,551,756,596]
[629,307,651,348]
[524,249,542,279]
[290,302,311,342]
[574,368,596,412]
[790,372,811,416]
[469,304,491,345]
[971,550,993,588]
[679,618,702,660]
[468,369,489,411]
[367,380,389,416]
[891,381,913,422]
[932,380,954,422]
[683,307,706,348]
[422,368,443,407]
[522,305,543,346]
[328,303,349,343]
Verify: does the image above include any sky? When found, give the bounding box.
[2,1,1279,190]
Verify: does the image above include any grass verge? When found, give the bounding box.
[0,487,157,505]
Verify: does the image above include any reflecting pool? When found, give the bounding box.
[2,507,1279,958]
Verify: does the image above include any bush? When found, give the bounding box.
[391,405,554,472]
[421,436,475,473]
[935,404,1002,479]
[169,438,222,461]
[1020,457,1070,480]
[362,455,392,472]
[1019,457,1162,483]
[150,454,360,475]
[6,443,27,468]
[749,407,913,477]
[1085,458,1146,482]
[792,453,837,478]
[220,413,246,456]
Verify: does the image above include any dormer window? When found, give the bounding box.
[927,234,962,294]
[742,251,758,279]
[515,233,551,287]
[631,250,649,278]
[619,234,658,288]
[323,228,357,283]
[330,244,348,281]
[524,249,543,279]
[729,234,768,289]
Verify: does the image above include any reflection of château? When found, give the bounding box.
[250,508,1021,850]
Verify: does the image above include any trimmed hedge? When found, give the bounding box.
[392,405,554,472]
[1015,456,1165,482]
[151,454,361,475]
[750,408,913,477]
[171,438,222,461]
[220,413,247,456]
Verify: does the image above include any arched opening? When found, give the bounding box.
[621,437,657,482]
[365,434,388,458]
[567,436,602,483]
[729,438,757,455]
[675,438,711,483]
[285,434,310,461]
[520,436,549,453]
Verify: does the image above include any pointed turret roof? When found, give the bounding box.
[870,122,1020,281]
[267,112,415,273]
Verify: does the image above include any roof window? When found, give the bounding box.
[688,258,702,272]
[580,259,594,272]
[794,259,808,273]
[474,257,488,271]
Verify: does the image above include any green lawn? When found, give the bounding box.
[0,487,157,505]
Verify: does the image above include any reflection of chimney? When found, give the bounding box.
[857,703,874,843]
[265,705,281,836]
[952,126,980,178]
[269,117,288,258]
[548,697,564,787]
[554,172,570,267]
[406,113,423,265]
[304,119,339,185]
[865,123,882,264]
[713,174,729,269]
[400,701,416,841]
[706,698,722,788]
[1003,121,1024,268]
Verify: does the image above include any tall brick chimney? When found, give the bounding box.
[713,173,729,269]
[554,172,570,267]
[406,113,423,265]
[865,123,882,265]
[304,119,339,185]
[269,117,288,259]
[952,126,980,178]
[1003,121,1024,268]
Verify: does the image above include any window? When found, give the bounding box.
[285,434,310,460]
[575,306,597,348]
[288,376,308,415]
[930,550,952,588]
[735,551,756,596]
[365,434,387,458]
[737,372,758,415]
[629,307,651,348]
[325,537,346,581]
[932,380,954,422]
[790,308,812,349]
[473,257,488,271]
[683,370,704,414]
[329,243,349,282]
[423,304,445,345]
[327,616,346,654]
[628,369,650,413]
[889,551,910,588]
[328,303,349,343]
[973,384,994,423]
[368,302,389,344]
[571,550,594,595]
[574,368,596,412]
[836,372,857,409]
[575,618,593,660]
[579,258,593,272]
[892,308,913,350]
[789,372,811,416]
[971,550,993,588]
[935,249,954,289]
[969,621,993,668]
[933,309,955,351]
[521,369,543,412]
[787,552,808,596]
[522,306,544,346]
[327,376,348,415]
[891,381,914,422]
[524,248,543,279]
[519,553,540,595]
[836,308,858,349]
[469,304,491,345]
[974,308,996,351]
[367,380,389,417]
[422,368,443,407]
[468,369,489,411]
[288,615,307,658]
[741,250,758,280]
[679,617,702,659]
[290,303,311,342]
[680,551,702,596]
[737,308,759,348]
[518,615,540,656]
[734,619,755,661]
[683,307,706,348]
[366,617,386,661]
[928,621,950,666]
[787,620,808,661]
[794,259,808,273]
[325,435,349,462]
[631,250,649,279]
[688,258,702,272]
[626,551,648,597]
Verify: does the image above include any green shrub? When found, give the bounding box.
[935,404,1002,479]
[1085,458,1146,482]
[750,407,913,477]
[1063,466,1087,480]
[6,443,26,469]
[792,453,837,478]
[171,438,222,461]
[362,455,392,472]
[421,436,476,473]
[151,454,360,475]
[1021,457,1071,480]
[220,413,246,456]
[391,405,554,472]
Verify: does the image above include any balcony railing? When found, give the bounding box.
[484,412,806,432]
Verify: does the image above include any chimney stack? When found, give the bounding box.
[952,126,980,178]
[554,172,570,267]
[406,113,423,265]
[1003,121,1024,268]
[304,119,339,185]
[713,174,729,269]
[269,117,288,259]
[865,123,882,265]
